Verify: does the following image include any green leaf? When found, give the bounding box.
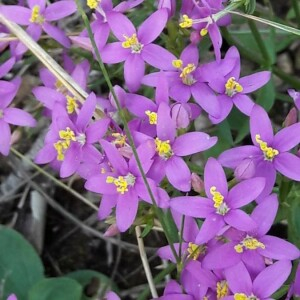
[141,218,154,238]
[67,270,114,300]
[255,78,275,111]
[28,278,82,300]
[0,227,44,300]
[245,0,256,14]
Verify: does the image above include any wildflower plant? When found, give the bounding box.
[0,0,300,299]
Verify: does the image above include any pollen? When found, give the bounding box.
[234,293,248,300]
[145,110,157,125]
[179,14,193,28]
[66,95,78,114]
[59,127,76,141]
[234,236,265,253]
[106,173,136,194]
[30,5,44,24]
[53,127,76,161]
[172,59,183,69]
[225,77,243,97]
[255,134,279,161]
[210,186,229,215]
[200,28,208,36]
[122,34,143,53]
[187,243,202,260]
[216,281,229,300]
[179,63,196,85]
[87,0,100,9]
[155,138,173,160]
[112,133,127,147]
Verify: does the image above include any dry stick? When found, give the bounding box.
[135,226,158,298]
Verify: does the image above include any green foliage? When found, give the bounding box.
[28,278,82,300]
[0,227,44,300]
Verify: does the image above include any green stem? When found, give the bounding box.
[137,263,176,300]
[75,1,180,264]
[247,19,272,67]
[292,0,300,28]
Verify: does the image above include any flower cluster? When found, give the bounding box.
[0,0,299,299]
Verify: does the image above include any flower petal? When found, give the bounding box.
[224,209,257,232]
[233,94,254,116]
[85,173,117,195]
[101,42,129,64]
[76,93,96,131]
[172,132,217,156]
[43,22,70,47]
[44,1,76,21]
[86,118,110,144]
[138,8,168,44]
[239,71,271,94]
[124,54,145,92]
[273,122,300,152]
[60,142,81,178]
[4,108,36,127]
[0,6,31,25]
[98,194,117,220]
[0,120,10,156]
[157,102,176,141]
[273,152,300,181]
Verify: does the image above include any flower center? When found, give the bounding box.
[179,14,193,28]
[76,133,86,145]
[255,134,279,161]
[225,77,243,97]
[66,95,79,114]
[145,110,157,125]
[234,293,259,300]
[216,281,229,300]
[210,186,229,215]
[155,138,173,160]
[87,0,100,9]
[122,34,144,54]
[53,127,76,161]
[30,5,44,24]
[112,133,127,147]
[234,236,265,253]
[106,173,136,194]
[187,242,206,260]
[172,59,197,86]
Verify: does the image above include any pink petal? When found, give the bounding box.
[124,54,145,92]
[44,1,76,21]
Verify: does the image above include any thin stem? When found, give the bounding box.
[247,19,272,67]
[11,147,98,211]
[292,0,300,28]
[135,226,158,298]
[178,215,185,259]
[75,0,180,263]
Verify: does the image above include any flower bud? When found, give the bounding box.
[191,173,204,193]
[157,0,176,18]
[171,103,190,129]
[104,224,120,237]
[283,107,297,127]
[234,158,255,181]
[7,295,17,300]
[288,89,300,110]
[190,31,201,44]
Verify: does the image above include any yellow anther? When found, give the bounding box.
[106,174,136,194]
[145,110,157,125]
[155,138,173,159]
[255,134,279,161]
[187,243,201,260]
[200,28,208,36]
[172,59,183,69]
[180,63,196,78]
[54,141,65,161]
[87,0,100,9]
[234,293,248,300]
[179,14,193,28]
[225,77,243,97]
[210,186,224,208]
[30,5,44,24]
[112,133,127,147]
[216,281,229,300]
[235,236,265,253]
[66,95,78,114]
[59,127,76,141]
[122,34,143,53]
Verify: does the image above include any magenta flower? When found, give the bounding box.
[155,280,195,300]
[105,291,120,300]
[101,8,176,92]
[219,105,300,200]
[85,139,166,232]
[0,0,77,55]
[171,158,265,244]
[35,93,109,177]
[224,260,291,300]
[288,89,300,110]
[7,295,17,300]
[203,47,271,123]
[202,194,300,272]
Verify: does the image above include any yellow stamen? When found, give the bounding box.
[210,186,224,208]
[187,243,201,260]
[106,174,136,194]
[234,293,248,300]
[255,134,279,161]
[234,236,265,253]
[66,95,78,114]
[155,138,173,159]
[216,281,229,300]
[53,127,76,161]
[172,59,183,69]
[180,63,196,79]
[200,28,208,36]
[225,77,243,97]
[30,5,44,24]
[87,0,100,9]
[59,127,76,141]
[122,34,143,53]
[112,133,127,147]
[179,14,193,28]
[145,110,157,125]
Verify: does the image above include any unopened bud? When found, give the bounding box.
[171,103,190,129]
[104,224,120,237]
[10,130,21,145]
[288,89,300,110]
[190,31,200,44]
[283,107,297,127]
[157,0,176,18]
[191,173,204,193]
[234,158,255,181]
